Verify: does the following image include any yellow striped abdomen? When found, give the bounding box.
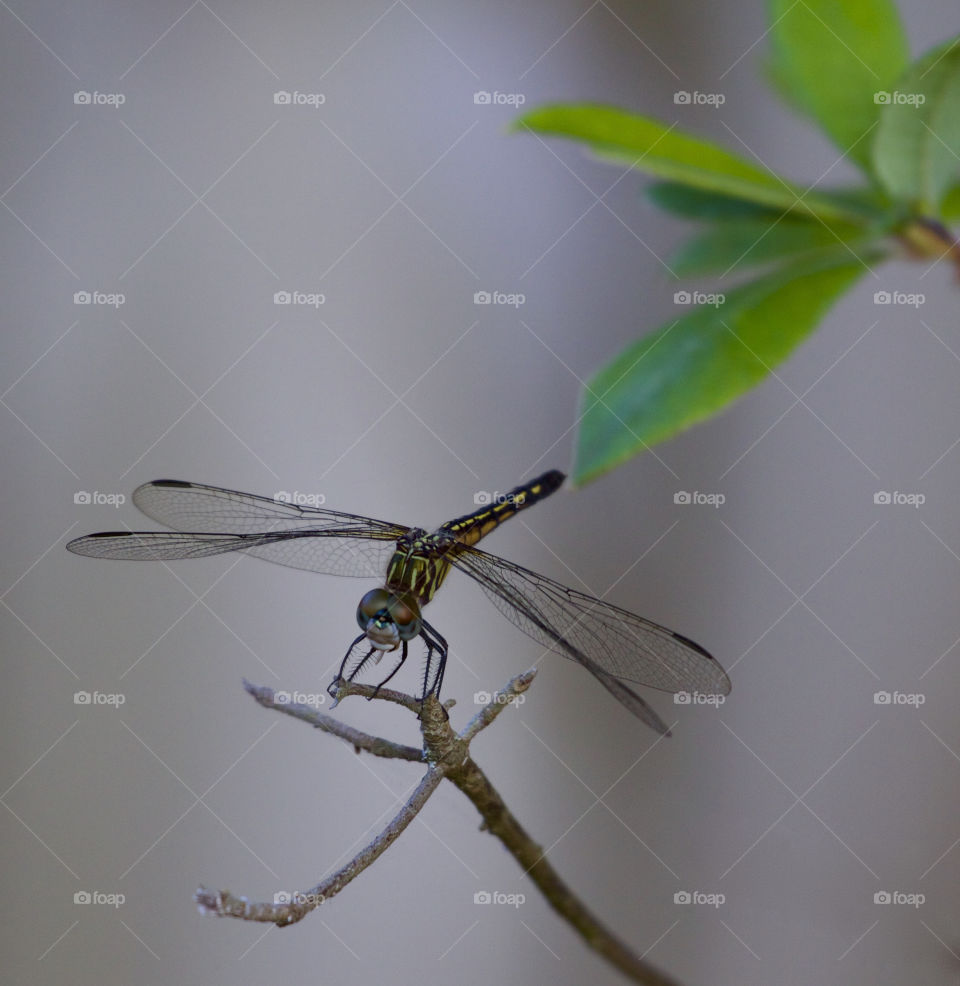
[440,470,565,548]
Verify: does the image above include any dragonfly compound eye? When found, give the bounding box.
[387,594,422,641]
[355,589,421,649]
[356,588,392,630]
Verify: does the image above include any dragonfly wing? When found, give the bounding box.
[449,545,731,697]
[68,531,269,560]
[133,480,403,536]
[67,480,407,578]
[578,662,672,736]
[66,528,398,577]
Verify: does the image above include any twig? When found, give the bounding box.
[447,756,680,986]
[196,763,445,924]
[326,677,424,715]
[243,680,423,762]
[196,670,683,986]
[460,668,537,742]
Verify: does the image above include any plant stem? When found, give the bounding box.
[448,756,682,986]
[196,674,686,986]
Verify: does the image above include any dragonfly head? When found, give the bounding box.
[356,588,422,651]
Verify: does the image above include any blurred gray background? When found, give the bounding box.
[3,1,960,984]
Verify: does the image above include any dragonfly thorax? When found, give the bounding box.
[356,587,423,651]
[386,528,457,605]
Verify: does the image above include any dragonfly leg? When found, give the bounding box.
[329,625,449,715]
[329,633,413,701]
[419,619,448,703]
[329,632,378,699]
[369,641,410,698]
[336,632,370,680]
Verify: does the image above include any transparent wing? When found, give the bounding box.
[131,480,402,536]
[449,545,731,696]
[66,479,406,578]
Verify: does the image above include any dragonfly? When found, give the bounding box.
[66,470,730,735]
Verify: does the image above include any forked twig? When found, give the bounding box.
[195,672,682,986]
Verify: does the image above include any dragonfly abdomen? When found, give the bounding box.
[439,470,565,548]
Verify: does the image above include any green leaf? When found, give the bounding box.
[648,181,890,225]
[941,183,960,220]
[768,0,909,171]
[514,104,861,223]
[872,37,960,213]
[646,182,787,221]
[803,185,895,221]
[573,254,873,484]
[670,216,874,276]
